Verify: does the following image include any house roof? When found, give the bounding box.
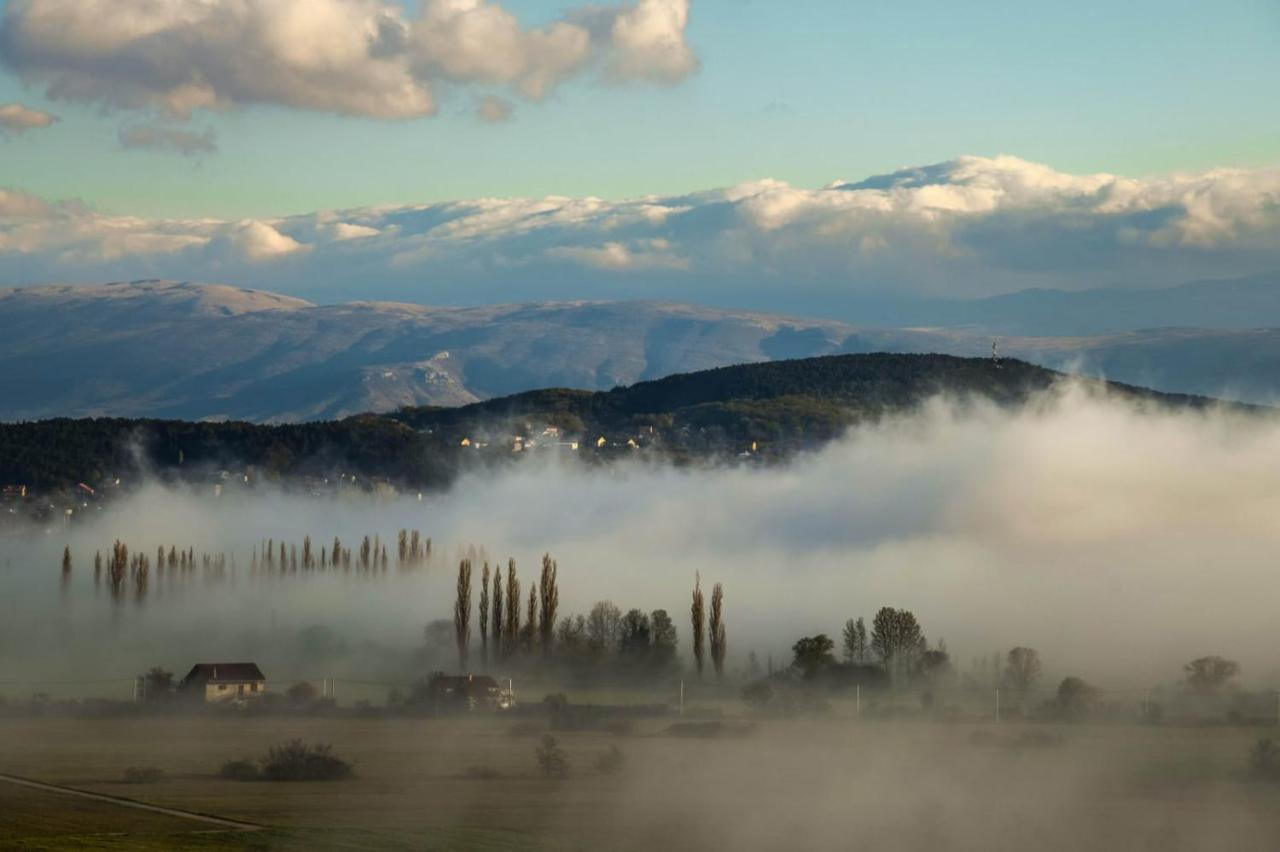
[181,663,265,684]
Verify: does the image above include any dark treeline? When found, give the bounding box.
[1,354,1229,495]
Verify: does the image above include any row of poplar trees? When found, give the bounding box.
[451,558,729,680]
[453,554,560,670]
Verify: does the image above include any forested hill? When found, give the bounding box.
[0,354,1234,496]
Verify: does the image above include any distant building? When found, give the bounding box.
[179,662,266,703]
[0,485,26,501]
[425,673,514,711]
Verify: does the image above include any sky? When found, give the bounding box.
[0,0,1277,312]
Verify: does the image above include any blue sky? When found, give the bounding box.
[1,0,1277,219]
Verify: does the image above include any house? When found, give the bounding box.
[0,485,26,501]
[425,673,514,711]
[179,662,266,703]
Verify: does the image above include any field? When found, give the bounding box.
[3,714,1280,851]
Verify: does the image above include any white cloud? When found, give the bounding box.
[546,238,688,271]
[0,101,55,133]
[330,222,381,241]
[1,156,1277,306]
[598,0,698,83]
[0,0,698,123]
[226,220,307,262]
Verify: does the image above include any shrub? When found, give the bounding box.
[286,681,318,705]
[260,739,353,781]
[535,735,569,778]
[464,764,502,780]
[219,759,260,781]
[122,766,165,784]
[594,745,625,776]
[1251,739,1280,780]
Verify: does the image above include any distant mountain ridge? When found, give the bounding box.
[3,278,1280,422]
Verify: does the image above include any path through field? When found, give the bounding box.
[0,771,261,832]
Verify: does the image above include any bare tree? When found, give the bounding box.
[691,574,705,678]
[539,553,559,657]
[1004,647,1042,694]
[709,582,726,679]
[1184,656,1240,695]
[586,601,623,655]
[871,607,925,683]
[478,563,491,668]
[842,617,868,663]
[454,559,472,670]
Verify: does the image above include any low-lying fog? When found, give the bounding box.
[4,383,1279,695]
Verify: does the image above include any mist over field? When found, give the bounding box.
[3,383,1278,697]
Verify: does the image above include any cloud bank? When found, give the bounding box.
[0,0,697,120]
[1,155,1277,312]
[4,386,1280,689]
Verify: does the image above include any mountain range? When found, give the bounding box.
[1,276,1279,422]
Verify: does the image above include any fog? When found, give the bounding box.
[4,383,1280,696]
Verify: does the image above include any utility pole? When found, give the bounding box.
[679,680,685,716]
[995,688,1001,723]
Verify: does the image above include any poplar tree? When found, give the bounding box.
[709,583,726,679]
[479,562,491,668]
[491,564,505,661]
[505,559,521,659]
[524,582,538,653]
[691,574,706,678]
[539,553,559,657]
[61,546,72,576]
[454,559,472,670]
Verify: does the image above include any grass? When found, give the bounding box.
[4,716,1280,850]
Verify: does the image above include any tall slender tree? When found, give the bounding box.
[691,574,706,678]
[454,559,472,670]
[539,553,559,657]
[491,564,504,661]
[505,559,521,659]
[524,582,538,653]
[709,582,726,679]
[61,546,72,577]
[478,562,491,668]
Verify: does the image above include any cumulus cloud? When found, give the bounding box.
[1,156,1277,308]
[0,101,55,133]
[118,123,217,157]
[0,0,697,122]
[579,0,699,83]
[224,220,307,262]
